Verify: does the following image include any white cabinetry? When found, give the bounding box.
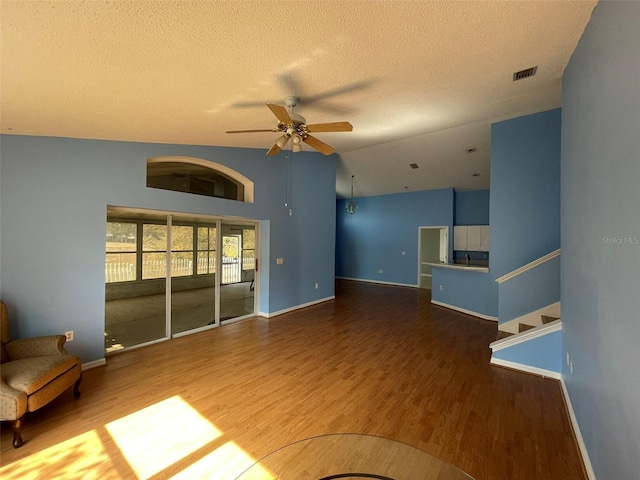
[453,226,467,250]
[454,225,490,251]
[466,227,482,251]
[480,226,490,251]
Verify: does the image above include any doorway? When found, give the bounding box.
[418,226,449,289]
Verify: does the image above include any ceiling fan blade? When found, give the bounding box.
[276,72,305,97]
[231,100,279,108]
[226,129,279,134]
[303,135,336,156]
[266,143,282,156]
[306,122,353,133]
[267,103,293,125]
[302,78,377,104]
[303,100,354,115]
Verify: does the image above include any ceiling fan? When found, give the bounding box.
[226,96,353,156]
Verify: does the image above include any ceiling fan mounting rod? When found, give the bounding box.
[284,96,300,110]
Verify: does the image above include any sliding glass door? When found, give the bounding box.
[104,209,257,354]
[105,214,169,352]
[171,220,218,336]
[220,222,256,323]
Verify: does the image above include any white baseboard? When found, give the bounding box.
[560,378,597,480]
[490,357,562,380]
[336,276,417,288]
[261,296,335,318]
[430,300,498,322]
[82,358,106,371]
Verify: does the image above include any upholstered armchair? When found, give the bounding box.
[0,301,82,448]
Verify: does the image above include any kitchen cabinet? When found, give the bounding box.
[453,226,467,250]
[454,225,490,252]
[480,225,490,251]
[466,226,482,250]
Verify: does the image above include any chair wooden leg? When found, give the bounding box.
[73,374,82,398]
[12,417,24,448]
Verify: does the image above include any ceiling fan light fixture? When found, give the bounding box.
[292,143,301,153]
[276,134,290,149]
[227,99,352,156]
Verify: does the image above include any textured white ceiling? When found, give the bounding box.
[0,1,597,197]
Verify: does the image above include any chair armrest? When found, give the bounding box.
[5,335,68,360]
[1,378,28,421]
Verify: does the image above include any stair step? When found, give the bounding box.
[541,315,560,324]
[496,330,515,340]
[519,323,535,333]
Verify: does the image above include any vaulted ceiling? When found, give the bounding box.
[0,1,596,197]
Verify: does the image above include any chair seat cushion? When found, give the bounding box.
[1,355,80,395]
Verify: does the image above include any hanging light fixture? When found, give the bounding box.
[346,175,358,214]
[276,133,290,149]
[291,132,302,152]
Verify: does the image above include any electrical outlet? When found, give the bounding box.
[439,285,444,291]
[401,251,406,256]
[276,258,284,265]
[315,283,319,289]
[378,269,383,274]
[65,330,74,342]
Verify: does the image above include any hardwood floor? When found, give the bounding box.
[0,280,587,479]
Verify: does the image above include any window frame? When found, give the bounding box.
[107,218,224,284]
[146,157,255,203]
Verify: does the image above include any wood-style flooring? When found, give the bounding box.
[0,280,587,479]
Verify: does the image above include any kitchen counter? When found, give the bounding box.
[425,262,489,273]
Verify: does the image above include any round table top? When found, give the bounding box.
[235,433,475,480]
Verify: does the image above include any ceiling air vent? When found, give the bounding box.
[409,163,419,169]
[513,66,538,81]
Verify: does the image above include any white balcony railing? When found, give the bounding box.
[106,254,254,284]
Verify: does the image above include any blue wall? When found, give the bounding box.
[431,268,496,318]
[0,135,337,363]
[561,2,640,478]
[336,186,498,319]
[498,255,560,326]
[336,188,454,286]
[492,330,562,374]
[455,189,490,225]
[490,109,561,278]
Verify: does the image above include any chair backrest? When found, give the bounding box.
[1,301,10,363]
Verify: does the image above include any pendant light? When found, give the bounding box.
[346,175,358,214]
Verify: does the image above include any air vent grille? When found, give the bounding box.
[513,66,538,81]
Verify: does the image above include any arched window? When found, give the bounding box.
[147,157,254,203]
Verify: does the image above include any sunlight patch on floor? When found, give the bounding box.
[170,440,272,480]
[1,395,266,479]
[0,429,120,480]
[105,395,222,479]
